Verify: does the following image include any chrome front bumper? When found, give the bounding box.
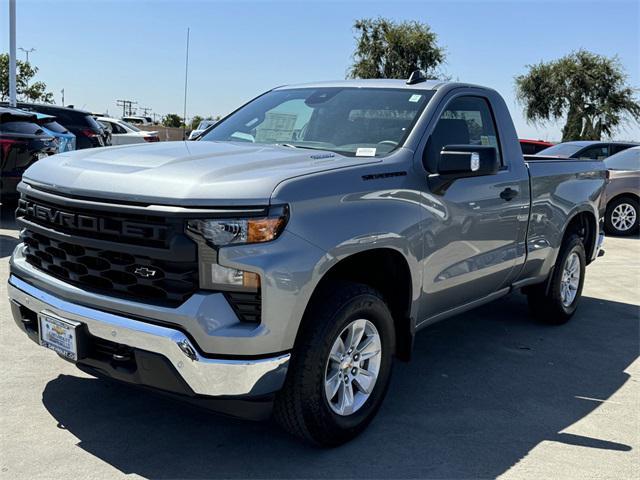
[8,275,290,397]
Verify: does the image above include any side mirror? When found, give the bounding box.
[438,145,500,178]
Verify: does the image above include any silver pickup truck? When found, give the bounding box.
[9,75,606,446]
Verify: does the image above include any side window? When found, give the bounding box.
[576,145,608,160]
[111,123,126,134]
[610,144,631,155]
[423,96,501,173]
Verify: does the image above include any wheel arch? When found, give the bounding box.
[563,209,598,264]
[607,191,640,207]
[303,247,416,362]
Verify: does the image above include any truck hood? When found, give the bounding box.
[23,141,378,206]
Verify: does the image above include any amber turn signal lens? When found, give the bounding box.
[247,217,286,243]
[242,272,261,289]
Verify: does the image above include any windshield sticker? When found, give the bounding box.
[409,94,422,103]
[356,147,377,157]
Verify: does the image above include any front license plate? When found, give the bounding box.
[39,313,80,361]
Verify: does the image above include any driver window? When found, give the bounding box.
[423,96,501,173]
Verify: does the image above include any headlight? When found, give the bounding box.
[187,206,288,246]
[186,206,288,294]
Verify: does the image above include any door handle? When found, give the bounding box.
[500,187,519,201]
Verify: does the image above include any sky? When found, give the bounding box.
[1,0,639,141]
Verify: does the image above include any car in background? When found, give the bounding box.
[4,103,109,149]
[34,113,76,153]
[0,107,57,199]
[97,117,160,145]
[188,119,217,140]
[602,146,639,236]
[536,140,639,160]
[519,139,553,155]
[122,116,152,126]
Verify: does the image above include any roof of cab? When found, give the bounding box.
[274,79,478,91]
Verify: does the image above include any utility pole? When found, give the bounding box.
[139,106,152,117]
[116,99,137,117]
[9,0,17,107]
[61,88,65,106]
[182,27,190,140]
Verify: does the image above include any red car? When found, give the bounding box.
[520,139,554,155]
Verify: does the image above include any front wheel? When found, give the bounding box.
[526,234,586,324]
[274,282,394,446]
[605,196,639,236]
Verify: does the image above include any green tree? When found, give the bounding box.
[163,113,183,128]
[348,18,446,80]
[515,50,640,141]
[0,53,54,103]
[190,115,203,130]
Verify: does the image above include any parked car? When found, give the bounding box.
[601,146,639,235]
[122,116,152,126]
[9,77,607,446]
[97,116,159,145]
[0,107,57,199]
[188,119,217,140]
[519,138,553,155]
[34,113,76,153]
[536,140,639,160]
[3,103,109,150]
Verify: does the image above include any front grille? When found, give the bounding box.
[225,291,262,323]
[16,196,171,248]
[21,229,197,306]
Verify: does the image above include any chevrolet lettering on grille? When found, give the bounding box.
[18,199,167,241]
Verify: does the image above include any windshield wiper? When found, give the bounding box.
[275,143,339,153]
[275,143,302,149]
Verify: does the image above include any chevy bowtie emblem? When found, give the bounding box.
[134,266,157,278]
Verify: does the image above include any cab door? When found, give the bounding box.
[415,91,530,322]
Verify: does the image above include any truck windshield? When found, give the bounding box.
[200,87,434,157]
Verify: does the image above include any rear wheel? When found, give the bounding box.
[526,234,586,324]
[274,282,394,446]
[605,196,639,236]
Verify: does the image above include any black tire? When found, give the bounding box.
[274,281,395,446]
[605,196,639,236]
[526,234,586,325]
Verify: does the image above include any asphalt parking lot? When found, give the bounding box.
[0,206,638,480]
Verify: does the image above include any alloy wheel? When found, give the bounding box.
[324,319,382,416]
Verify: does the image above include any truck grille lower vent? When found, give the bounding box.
[22,230,198,306]
[225,291,262,323]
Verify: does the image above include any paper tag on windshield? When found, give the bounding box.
[356,147,377,157]
[409,94,422,102]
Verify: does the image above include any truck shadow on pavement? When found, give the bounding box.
[41,293,638,479]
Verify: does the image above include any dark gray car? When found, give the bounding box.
[537,140,639,160]
[603,146,639,235]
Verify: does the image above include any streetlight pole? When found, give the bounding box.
[18,47,35,64]
[8,0,17,107]
[182,27,190,140]
[18,47,36,91]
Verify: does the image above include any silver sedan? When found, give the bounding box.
[603,146,640,235]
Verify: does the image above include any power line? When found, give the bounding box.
[116,99,137,117]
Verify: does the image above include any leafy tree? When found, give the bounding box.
[515,50,640,141]
[0,53,54,103]
[348,18,446,80]
[163,113,184,128]
[190,115,203,130]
